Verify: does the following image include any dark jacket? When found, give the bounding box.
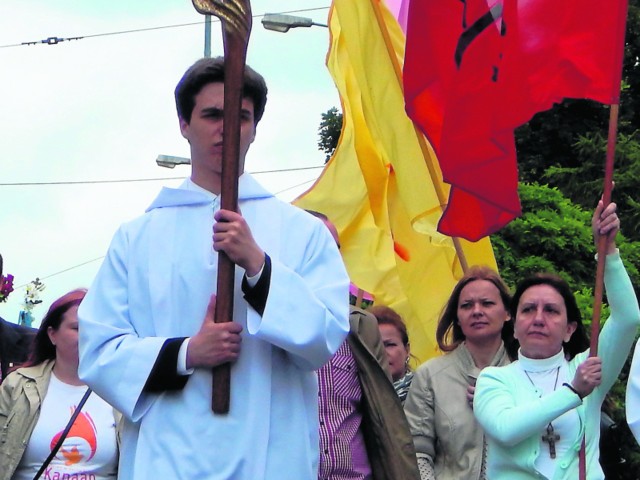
[0,317,35,381]
[348,307,420,480]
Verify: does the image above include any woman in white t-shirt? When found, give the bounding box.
[0,289,119,480]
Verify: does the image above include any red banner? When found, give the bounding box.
[404,0,628,241]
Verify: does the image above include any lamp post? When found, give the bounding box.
[157,13,328,170]
[261,13,327,33]
[156,14,212,170]
[204,14,212,57]
[156,154,191,168]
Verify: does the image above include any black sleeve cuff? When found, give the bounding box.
[143,337,190,392]
[242,253,271,316]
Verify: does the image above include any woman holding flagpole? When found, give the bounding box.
[474,199,640,479]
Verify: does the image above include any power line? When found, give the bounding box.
[0,6,330,49]
[10,176,319,288]
[0,165,325,187]
[13,256,105,290]
[1,177,182,186]
[274,177,316,196]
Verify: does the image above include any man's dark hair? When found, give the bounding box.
[175,56,268,125]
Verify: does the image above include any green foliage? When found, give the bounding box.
[493,184,595,291]
[543,130,640,243]
[317,107,343,162]
[494,182,640,322]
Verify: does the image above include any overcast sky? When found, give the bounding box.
[0,0,338,325]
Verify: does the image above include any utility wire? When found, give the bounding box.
[13,256,106,289]
[0,165,325,187]
[2,4,331,288]
[0,6,330,49]
[10,175,318,288]
[274,177,316,196]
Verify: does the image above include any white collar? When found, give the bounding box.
[185,178,218,200]
[518,348,565,373]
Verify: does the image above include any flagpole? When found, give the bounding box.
[588,0,628,357]
[589,104,618,358]
[579,0,627,471]
[577,0,627,473]
[578,102,618,480]
[369,0,470,271]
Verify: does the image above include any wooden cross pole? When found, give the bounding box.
[191,0,252,414]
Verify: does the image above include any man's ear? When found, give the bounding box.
[179,117,190,139]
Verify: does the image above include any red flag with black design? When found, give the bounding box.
[404,0,627,241]
[498,0,627,128]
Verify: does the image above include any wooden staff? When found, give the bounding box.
[578,103,619,479]
[191,0,252,414]
[589,106,618,358]
[578,0,627,475]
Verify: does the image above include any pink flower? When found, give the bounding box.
[0,274,14,302]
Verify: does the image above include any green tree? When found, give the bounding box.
[544,131,640,242]
[317,107,343,162]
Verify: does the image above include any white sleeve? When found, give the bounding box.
[627,341,640,444]
[245,215,350,371]
[177,338,194,375]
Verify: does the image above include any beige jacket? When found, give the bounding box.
[404,343,510,480]
[0,359,121,480]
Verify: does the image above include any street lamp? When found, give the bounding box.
[156,154,191,168]
[157,14,326,169]
[261,14,328,33]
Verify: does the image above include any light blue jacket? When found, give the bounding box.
[474,253,640,479]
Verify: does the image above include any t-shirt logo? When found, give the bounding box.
[51,410,98,465]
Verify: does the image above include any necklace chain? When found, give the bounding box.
[523,366,561,392]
